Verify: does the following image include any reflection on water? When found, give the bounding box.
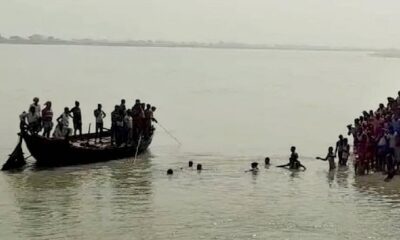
[2,46,400,239]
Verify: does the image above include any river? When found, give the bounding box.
[1,44,400,239]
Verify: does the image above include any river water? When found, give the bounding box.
[1,45,400,239]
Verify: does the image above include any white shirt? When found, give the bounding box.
[30,103,41,117]
[124,115,133,129]
[60,113,70,127]
[27,112,39,124]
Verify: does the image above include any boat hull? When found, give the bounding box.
[22,132,153,167]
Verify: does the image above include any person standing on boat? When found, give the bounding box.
[120,99,126,113]
[316,147,336,171]
[111,105,120,146]
[124,109,133,145]
[30,97,41,117]
[144,104,157,136]
[41,101,54,138]
[94,104,106,143]
[70,101,82,137]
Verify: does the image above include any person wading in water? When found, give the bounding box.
[277,146,306,170]
[316,146,336,171]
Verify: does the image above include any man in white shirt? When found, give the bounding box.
[94,104,106,143]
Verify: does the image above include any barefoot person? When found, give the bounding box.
[316,147,336,171]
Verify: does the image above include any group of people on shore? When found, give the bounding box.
[19,97,157,146]
[344,92,400,175]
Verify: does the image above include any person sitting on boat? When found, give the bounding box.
[70,101,82,137]
[41,101,54,138]
[94,104,106,143]
[56,107,72,137]
[316,146,336,171]
[53,122,69,139]
[277,146,306,170]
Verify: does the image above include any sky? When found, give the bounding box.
[1,0,400,48]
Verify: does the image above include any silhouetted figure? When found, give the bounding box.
[316,146,336,171]
[167,169,174,175]
[94,104,106,143]
[265,157,270,166]
[120,99,126,113]
[70,101,82,137]
[197,164,202,171]
[277,146,306,170]
[188,161,193,168]
[41,101,53,138]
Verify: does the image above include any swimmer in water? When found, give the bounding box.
[265,157,270,166]
[196,164,202,171]
[188,161,193,168]
[167,169,173,175]
[246,162,259,173]
[277,146,306,170]
[316,146,336,171]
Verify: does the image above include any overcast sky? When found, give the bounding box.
[1,0,400,48]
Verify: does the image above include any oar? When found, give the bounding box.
[156,122,182,146]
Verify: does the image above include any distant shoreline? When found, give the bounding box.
[0,39,381,53]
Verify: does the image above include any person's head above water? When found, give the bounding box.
[251,162,258,169]
[167,169,173,175]
[197,164,202,171]
[265,157,270,165]
[188,161,193,167]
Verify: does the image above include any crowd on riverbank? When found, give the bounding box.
[346,91,400,175]
[19,97,157,146]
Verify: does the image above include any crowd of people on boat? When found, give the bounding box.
[344,91,400,175]
[19,97,157,146]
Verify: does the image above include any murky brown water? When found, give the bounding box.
[1,45,400,239]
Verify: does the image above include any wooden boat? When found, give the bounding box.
[20,129,154,167]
